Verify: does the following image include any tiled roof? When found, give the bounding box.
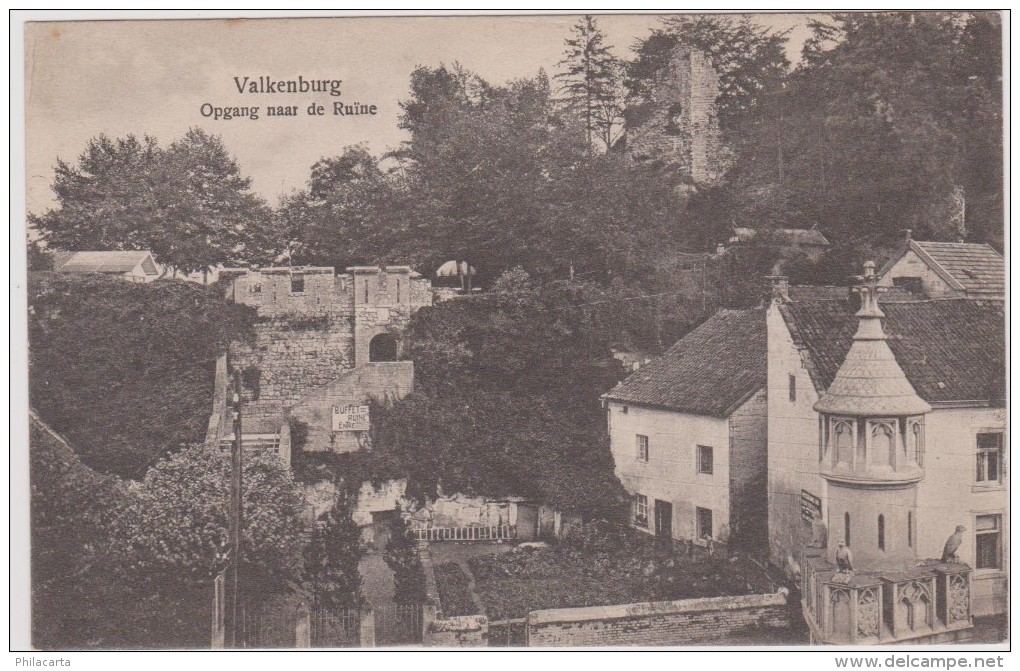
[788,285,916,303]
[732,227,830,247]
[912,241,1004,295]
[603,309,766,417]
[779,299,1005,405]
[55,250,154,274]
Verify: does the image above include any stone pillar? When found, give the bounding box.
[295,603,310,648]
[422,605,439,647]
[359,608,376,647]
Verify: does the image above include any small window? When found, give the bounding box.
[844,512,851,547]
[395,279,401,303]
[633,494,649,528]
[249,283,262,294]
[976,432,1003,484]
[878,514,885,551]
[789,374,797,403]
[621,405,628,414]
[907,511,913,548]
[636,434,649,462]
[696,507,713,539]
[892,276,923,295]
[363,279,370,303]
[975,515,1002,570]
[697,445,714,475]
[290,272,305,294]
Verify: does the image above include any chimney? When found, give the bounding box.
[766,275,790,303]
[904,228,912,243]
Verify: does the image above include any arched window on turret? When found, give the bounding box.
[909,420,924,466]
[834,420,854,466]
[845,512,851,547]
[878,514,885,551]
[871,421,895,468]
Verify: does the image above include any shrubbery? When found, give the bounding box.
[29,273,257,478]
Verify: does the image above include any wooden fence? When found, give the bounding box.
[412,525,516,542]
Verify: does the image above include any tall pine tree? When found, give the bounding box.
[556,15,624,151]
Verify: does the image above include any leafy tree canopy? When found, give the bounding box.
[113,446,307,583]
[31,128,279,274]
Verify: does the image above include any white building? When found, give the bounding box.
[767,263,1006,643]
[602,309,767,548]
[52,250,161,283]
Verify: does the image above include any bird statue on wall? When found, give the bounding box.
[941,525,966,563]
[836,540,854,573]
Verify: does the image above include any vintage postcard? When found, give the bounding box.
[17,11,1007,654]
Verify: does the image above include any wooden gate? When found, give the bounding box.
[373,604,423,646]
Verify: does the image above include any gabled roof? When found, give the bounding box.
[880,240,1004,296]
[602,309,766,417]
[54,250,156,274]
[779,298,1005,406]
[731,227,830,247]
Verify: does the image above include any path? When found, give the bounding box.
[358,552,396,612]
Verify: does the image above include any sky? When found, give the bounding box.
[25,13,820,214]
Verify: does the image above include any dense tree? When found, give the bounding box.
[30,128,278,275]
[356,270,687,518]
[556,15,625,150]
[113,446,306,583]
[382,506,427,605]
[279,145,411,269]
[28,272,257,478]
[30,416,126,646]
[302,487,365,609]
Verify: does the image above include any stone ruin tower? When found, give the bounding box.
[626,46,727,185]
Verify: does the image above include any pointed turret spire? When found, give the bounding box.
[814,262,931,416]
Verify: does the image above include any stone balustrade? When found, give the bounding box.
[802,549,973,645]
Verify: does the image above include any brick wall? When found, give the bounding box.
[525,592,790,646]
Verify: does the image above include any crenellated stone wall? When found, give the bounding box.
[213,264,433,447]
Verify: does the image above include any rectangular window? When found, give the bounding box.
[975,515,1002,570]
[976,432,1003,483]
[290,272,305,294]
[789,374,797,403]
[892,276,923,295]
[697,445,714,474]
[633,495,649,528]
[696,507,713,539]
[636,434,649,462]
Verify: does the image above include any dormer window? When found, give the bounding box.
[290,272,305,294]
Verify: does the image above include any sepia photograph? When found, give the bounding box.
[14,10,1007,655]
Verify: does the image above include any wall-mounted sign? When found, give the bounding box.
[801,489,822,524]
[332,403,369,431]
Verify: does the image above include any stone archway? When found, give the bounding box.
[369,332,398,362]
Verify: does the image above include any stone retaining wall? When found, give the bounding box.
[525,591,790,647]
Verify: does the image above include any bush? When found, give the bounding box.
[434,563,479,617]
[29,272,257,478]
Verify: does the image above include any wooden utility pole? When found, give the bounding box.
[228,368,245,648]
